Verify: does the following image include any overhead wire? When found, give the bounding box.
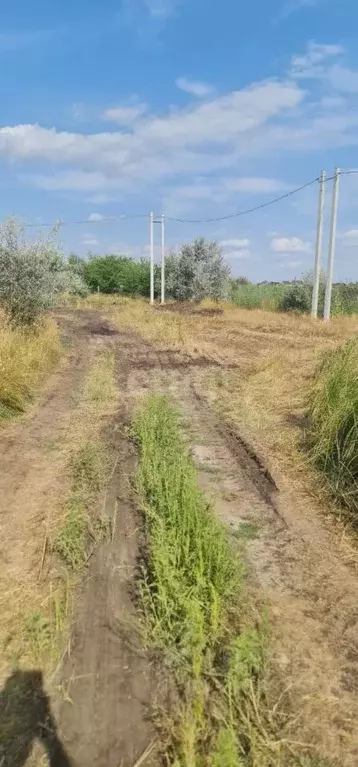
[165,176,320,223]
[21,169,358,230]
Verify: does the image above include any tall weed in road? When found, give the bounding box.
[133,395,323,766]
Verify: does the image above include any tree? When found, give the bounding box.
[0,217,65,325]
[165,238,230,301]
[82,255,154,295]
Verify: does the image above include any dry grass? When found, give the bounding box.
[0,309,60,418]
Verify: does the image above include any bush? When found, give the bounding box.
[332,283,358,315]
[165,238,230,301]
[279,283,311,313]
[0,217,65,325]
[309,341,358,522]
[60,268,90,298]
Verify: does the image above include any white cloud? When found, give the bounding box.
[292,42,342,74]
[4,46,358,208]
[176,77,213,98]
[223,177,290,193]
[291,41,358,94]
[326,65,358,93]
[103,103,147,125]
[87,212,105,222]
[271,236,312,253]
[341,228,358,241]
[28,170,114,192]
[0,80,303,196]
[221,238,250,248]
[82,237,100,247]
[224,249,251,260]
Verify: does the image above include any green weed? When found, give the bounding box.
[53,495,87,571]
[133,395,326,766]
[309,340,358,523]
[54,441,110,571]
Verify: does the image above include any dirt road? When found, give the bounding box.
[1,308,358,766]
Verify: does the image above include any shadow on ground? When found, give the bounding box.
[0,670,72,766]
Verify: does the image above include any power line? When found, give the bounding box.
[20,171,357,231]
[165,176,320,223]
[9,168,358,229]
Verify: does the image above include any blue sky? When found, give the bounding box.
[1,0,358,281]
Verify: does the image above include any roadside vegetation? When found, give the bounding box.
[0,310,60,419]
[309,341,358,524]
[68,236,358,316]
[133,395,327,766]
[0,216,87,421]
[230,276,358,315]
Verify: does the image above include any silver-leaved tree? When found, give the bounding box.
[164,238,230,302]
[0,217,88,324]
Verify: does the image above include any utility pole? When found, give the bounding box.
[149,211,154,305]
[311,170,326,318]
[324,168,340,322]
[161,214,165,305]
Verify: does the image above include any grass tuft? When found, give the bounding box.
[0,312,60,417]
[309,340,358,523]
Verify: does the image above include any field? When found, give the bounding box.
[1,298,358,766]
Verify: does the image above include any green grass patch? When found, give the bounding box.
[233,522,260,541]
[133,395,326,766]
[53,442,110,571]
[231,283,289,312]
[309,340,358,524]
[231,281,358,315]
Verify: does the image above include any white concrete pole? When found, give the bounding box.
[161,214,165,305]
[150,211,154,304]
[311,170,326,318]
[324,168,340,322]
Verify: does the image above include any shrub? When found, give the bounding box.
[309,341,358,522]
[165,238,230,301]
[0,217,64,325]
[279,283,311,313]
[59,268,90,298]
